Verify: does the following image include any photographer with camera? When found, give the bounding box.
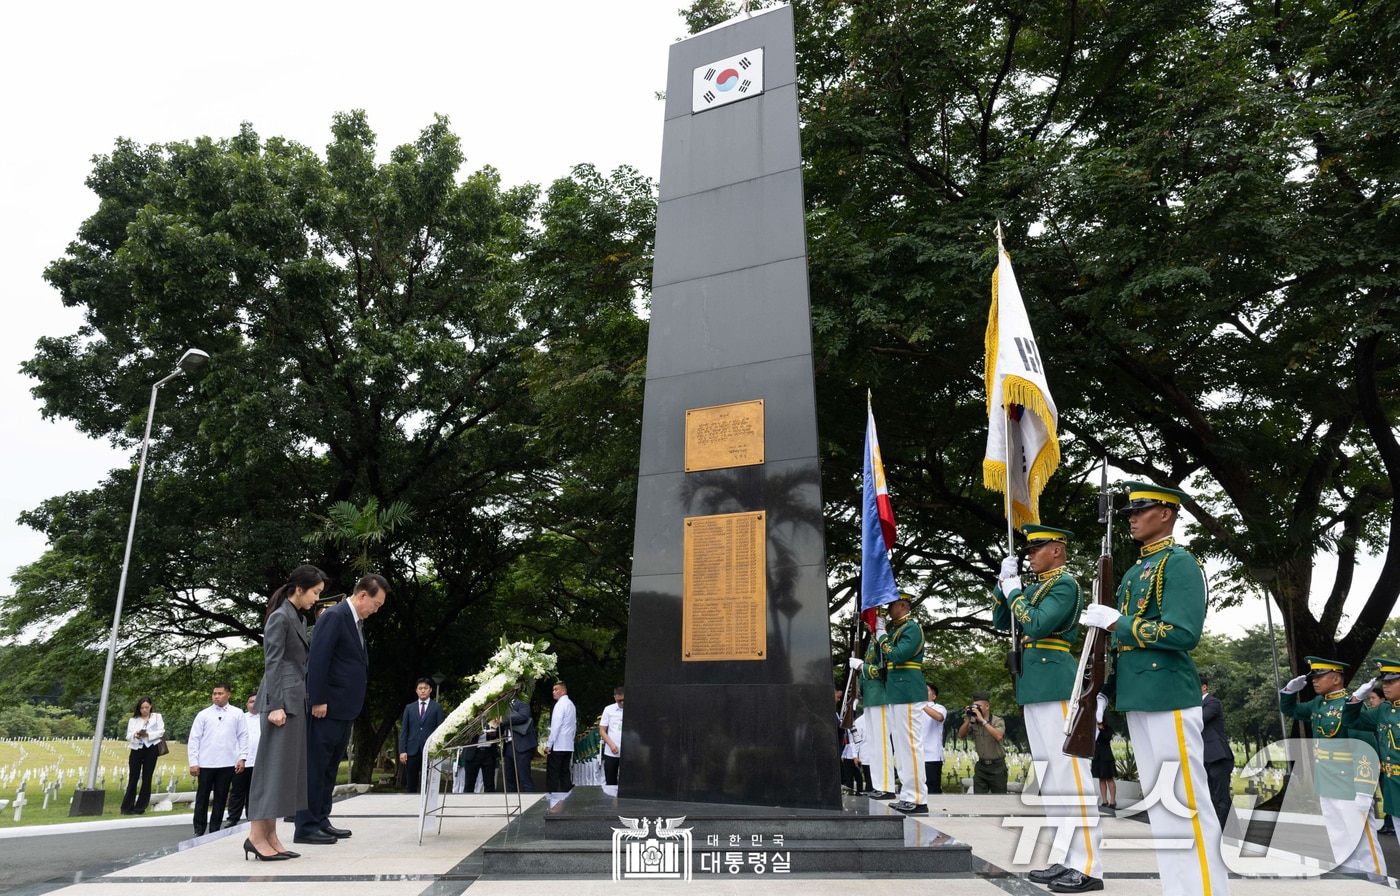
[956,690,1006,794]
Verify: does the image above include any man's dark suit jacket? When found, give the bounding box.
[399,699,445,756]
[307,599,368,719]
[1201,692,1231,764]
[509,699,538,752]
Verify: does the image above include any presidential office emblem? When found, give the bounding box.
[612,816,693,881]
[692,48,765,113]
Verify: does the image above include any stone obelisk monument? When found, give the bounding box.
[621,4,841,810]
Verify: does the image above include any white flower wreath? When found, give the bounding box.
[425,638,557,758]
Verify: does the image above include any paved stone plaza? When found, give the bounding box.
[0,789,1395,894]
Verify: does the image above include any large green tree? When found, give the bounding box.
[692,0,1400,670]
[5,113,655,777]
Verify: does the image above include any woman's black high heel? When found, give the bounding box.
[279,850,301,858]
[243,838,290,861]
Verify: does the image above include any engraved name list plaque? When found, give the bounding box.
[682,511,766,661]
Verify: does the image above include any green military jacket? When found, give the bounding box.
[991,567,1083,705]
[1344,699,1400,811]
[876,616,926,704]
[1282,690,1378,800]
[1105,538,1205,713]
[858,633,887,707]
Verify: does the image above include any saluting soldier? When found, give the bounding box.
[1081,482,1229,896]
[1345,659,1400,852]
[993,525,1103,893]
[850,613,896,800]
[877,594,928,814]
[1280,657,1386,874]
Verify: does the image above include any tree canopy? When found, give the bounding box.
[8,0,1400,764]
[5,112,653,773]
[690,0,1400,671]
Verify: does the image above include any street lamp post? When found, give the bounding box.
[70,348,209,817]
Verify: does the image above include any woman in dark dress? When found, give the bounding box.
[1090,719,1117,811]
[244,565,326,860]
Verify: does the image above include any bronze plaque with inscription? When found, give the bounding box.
[685,399,764,472]
[682,511,766,661]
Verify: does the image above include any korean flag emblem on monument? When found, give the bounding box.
[692,48,764,113]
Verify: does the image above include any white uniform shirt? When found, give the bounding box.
[921,702,947,761]
[547,694,577,752]
[125,713,164,749]
[187,703,249,768]
[840,713,857,760]
[854,713,881,766]
[600,702,623,757]
[244,711,262,767]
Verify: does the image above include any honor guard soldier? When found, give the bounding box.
[850,611,895,800]
[878,594,928,813]
[1345,659,1400,852]
[1082,482,1230,896]
[994,525,1103,892]
[1280,657,1386,874]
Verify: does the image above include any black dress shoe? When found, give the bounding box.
[893,801,928,814]
[322,825,352,838]
[867,791,897,800]
[1379,825,1396,835]
[293,830,338,845]
[1048,870,1104,892]
[1027,863,1067,884]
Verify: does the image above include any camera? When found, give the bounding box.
[964,705,978,722]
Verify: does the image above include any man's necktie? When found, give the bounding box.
[419,701,426,720]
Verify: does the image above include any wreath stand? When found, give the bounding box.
[417,685,527,844]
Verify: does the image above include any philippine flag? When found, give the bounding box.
[860,399,899,628]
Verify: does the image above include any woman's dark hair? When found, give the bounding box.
[131,696,154,718]
[266,564,328,621]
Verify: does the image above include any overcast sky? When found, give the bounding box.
[0,1,1380,645]
[0,0,681,599]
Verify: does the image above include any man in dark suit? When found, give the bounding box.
[502,698,538,793]
[398,678,445,793]
[1199,673,1233,831]
[457,721,500,792]
[294,574,388,845]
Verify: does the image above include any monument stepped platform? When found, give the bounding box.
[478,786,973,877]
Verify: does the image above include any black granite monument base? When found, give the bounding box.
[477,787,973,877]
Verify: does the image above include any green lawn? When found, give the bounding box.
[0,738,193,827]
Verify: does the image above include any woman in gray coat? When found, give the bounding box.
[244,565,326,860]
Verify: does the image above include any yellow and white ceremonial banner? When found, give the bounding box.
[983,242,1059,529]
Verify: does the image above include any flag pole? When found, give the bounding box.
[995,227,1022,677]
[995,225,1016,560]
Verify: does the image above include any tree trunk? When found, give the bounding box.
[349,716,390,786]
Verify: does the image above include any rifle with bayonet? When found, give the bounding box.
[840,607,864,730]
[1063,458,1114,757]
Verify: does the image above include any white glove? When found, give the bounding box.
[1353,678,1377,701]
[874,615,887,635]
[1355,793,1374,815]
[1000,576,1022,594]
[1280,675,1308,695]
[1096,693,1109,723]
[1083,604,1121,630]
[1000,556,1019,579]
[848,657,864,671]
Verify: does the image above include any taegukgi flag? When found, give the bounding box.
[861,399,899,624]
[692,48,765,113]
[983,242,1060,529]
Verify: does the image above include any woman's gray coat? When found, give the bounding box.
[248,599,310,819]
